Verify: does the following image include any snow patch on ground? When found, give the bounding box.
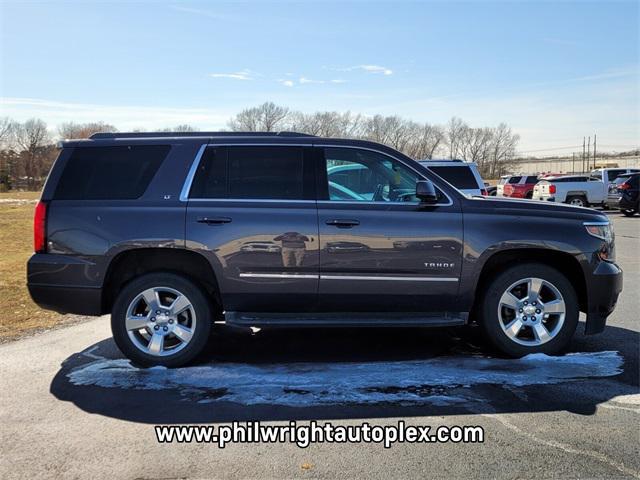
[0,198,38,204]
[67,351,623,406]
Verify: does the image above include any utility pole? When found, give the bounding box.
[587,136,591,173]
[593,134,597,169]
[582,137,586,173]
[572,152,575,174]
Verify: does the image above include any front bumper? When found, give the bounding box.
[619,196,638,211]
[584,260,623,335]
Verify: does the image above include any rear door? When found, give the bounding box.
[316,146,463,313]
[185,145,319,313]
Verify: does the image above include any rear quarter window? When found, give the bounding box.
[54,145,170,200]
[427,166,480,189]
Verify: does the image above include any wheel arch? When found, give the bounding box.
[101,248,222,314]
[471,248,587,318]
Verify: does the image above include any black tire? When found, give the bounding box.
[622,209,637,217]
[111,272,213,367]
[566,195,587,208]
[479,263,579,357]
[525,191,533,199]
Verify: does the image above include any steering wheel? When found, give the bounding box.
[395,192,417,202]
[372,184,385,201]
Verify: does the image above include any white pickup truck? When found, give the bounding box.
[533,168,640,208]
[532,175,607,207]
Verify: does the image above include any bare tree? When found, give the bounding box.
[405,123,445,159]
[58,121,117,139]
[13,118,51,189]
[290,111,364,138]
[227,102,518,175]
[0,117,14,147]
[460,127,493,164]
[228,102,290,132]
[488,123,519,177]
[446,117,467,160]
[159,124,199,132]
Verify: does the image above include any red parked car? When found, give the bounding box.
[502,175,540,199]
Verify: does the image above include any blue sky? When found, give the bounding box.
[1,0,638,154]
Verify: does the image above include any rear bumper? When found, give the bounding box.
[584,260,623,335]
[27,253,103,315]
[27,284,103,315]
[506,191,527,199]
[605,195,621,208]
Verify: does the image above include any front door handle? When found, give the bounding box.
[197,216,232,225]
[325,219,360,228]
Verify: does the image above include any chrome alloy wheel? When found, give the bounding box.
[497,277,566,346]
[125,287,196,356]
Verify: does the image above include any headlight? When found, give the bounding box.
[584,222,613,243]
[584,221,615,262]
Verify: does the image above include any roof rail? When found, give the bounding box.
[89,131,316,139]
[420,158,464,162]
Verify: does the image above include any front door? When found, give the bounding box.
[185,145,319,313]
[317,146,463,312]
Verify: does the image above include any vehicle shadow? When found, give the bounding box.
[50,323,639,424]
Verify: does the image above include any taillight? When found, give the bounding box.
[549,184,557,194]
[34,201,48,253]
[481,188,488,196]
[618,183,630,191]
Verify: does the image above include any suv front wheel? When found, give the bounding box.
[479,264,579,357]
[111,272,213,367]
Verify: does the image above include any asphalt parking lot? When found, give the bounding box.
[1,212,639,479]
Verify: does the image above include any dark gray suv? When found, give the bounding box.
[28,132,622,366]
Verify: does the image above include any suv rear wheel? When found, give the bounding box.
[479,264,578,357]
[111,272,213,367]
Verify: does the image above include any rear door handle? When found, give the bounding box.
[325,219,360,228]
[197,216,232,225]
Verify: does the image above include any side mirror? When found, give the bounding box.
[416,179,438,204]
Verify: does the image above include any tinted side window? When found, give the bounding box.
[323,147,427,202]
[190,147,226,198]
[427,166,480,189]
[54,145,170,200]
[525,176,539,183]
[228,147,304,199]
[190,146,309,200]
[508,176,522,184]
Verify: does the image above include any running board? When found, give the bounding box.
[224,311,468,328]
